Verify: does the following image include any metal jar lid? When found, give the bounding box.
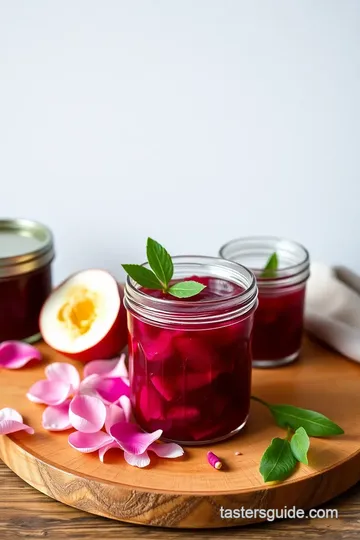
[0,219,55,278]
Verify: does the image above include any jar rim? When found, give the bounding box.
[0,218,55,278]
[124,255,258,327]
[219,235,310,288]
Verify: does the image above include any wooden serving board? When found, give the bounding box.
[0,337,360,529]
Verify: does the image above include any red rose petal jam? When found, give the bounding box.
[125,262,258,445]
[219,236,310,367]
[251,287,306,362]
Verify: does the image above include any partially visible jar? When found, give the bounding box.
[124,256,258,445]
[0,219,54,343]
[219,237,310,368]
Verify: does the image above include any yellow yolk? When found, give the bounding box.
[57,287,98,337]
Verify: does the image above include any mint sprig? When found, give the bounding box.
[252,396,344,482]
[261,252,278,278]
[122,238,206,299]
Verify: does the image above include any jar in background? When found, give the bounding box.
[219,237,310,368]
[124,256,258,445]
[0,219,54,343]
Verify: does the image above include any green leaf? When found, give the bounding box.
[168,281,206,298]
[268,404,344,437]
[146,238,174,288]
[260,437,298,482]
[122,264,163,290]
[290,427,310,465]
[261,252,278,278]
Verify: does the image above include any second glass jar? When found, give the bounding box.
[124,256,258,445]
[219,237,310,368]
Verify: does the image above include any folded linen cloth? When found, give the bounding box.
[305,262,360,363]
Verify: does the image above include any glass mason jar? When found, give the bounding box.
[123,256,258,445]
[0,219,54,343]
[219,237,310,368]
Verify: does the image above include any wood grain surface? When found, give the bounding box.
[0,460,360,539]
[1,337,360,529]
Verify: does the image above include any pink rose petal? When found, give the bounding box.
[0,341,41,369]
[42,400,72,431]
[68,431,113,453]
[84,354,128,379]
[0,408,34,435]
[79,375,130,403]
[99,441,121,463]
[45,362,80,392]
[110,421,162,455]
[124,451,150,468]
[148,442,184,458]
[0,408,23,423]
[27,380,71,405]
[118,395,132,422]
[105,404,125,434]
[69,395,106,433]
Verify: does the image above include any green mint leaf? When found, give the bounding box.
[260,437,297,482]
[122,264,163,290]
[168,281,206,298]
[268,404,344,437]
[261,252,278,278]
[290,427,310,465]
[146,237,173,288]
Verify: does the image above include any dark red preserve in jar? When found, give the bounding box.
[0,219,54,343]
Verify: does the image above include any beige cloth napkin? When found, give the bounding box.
[305,263,360,363]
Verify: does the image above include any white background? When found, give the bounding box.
[1,1,359,283]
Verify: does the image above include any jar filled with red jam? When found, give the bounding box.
[124,256,258,445]
[219,237,310,368]
[0,219,54,343]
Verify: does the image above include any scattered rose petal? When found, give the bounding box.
[45,363,80,392]
[0,341,41,369]
[42,400,72,431]
[148,442,184,458]
[110,422,162,455]
[68,431,113,453]
[79,375,130,403]
[69,395,106,433]
[99,441,121,463]
[124,451,150,468]
[118,395,132,423]
[105,404,125,434]
[0,407,34,435]
[27,380,71,406]
[84,354,128,379]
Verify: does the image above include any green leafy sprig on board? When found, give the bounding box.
[251,396,344,482]
[122,238,206,299]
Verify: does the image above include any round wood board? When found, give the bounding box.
[0,337,360,529]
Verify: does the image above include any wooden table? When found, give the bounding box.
[0,461,359,539]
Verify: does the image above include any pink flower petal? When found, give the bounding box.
[68,431,113,453]
[79,375,130,404]
[124,451,150,468]
[110,422,162,455]
[99,441,122,462]
[42,400,72,431]
[118,395,132,422]
[84,354,128,379]
[148,442,184,458]
[0,408,23,423]
[45,362,80,392]
[0,341,41,369]
[0,408,34,435]
[69,395,106,433]
[105,404,125,434]
[27,380,71,405]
